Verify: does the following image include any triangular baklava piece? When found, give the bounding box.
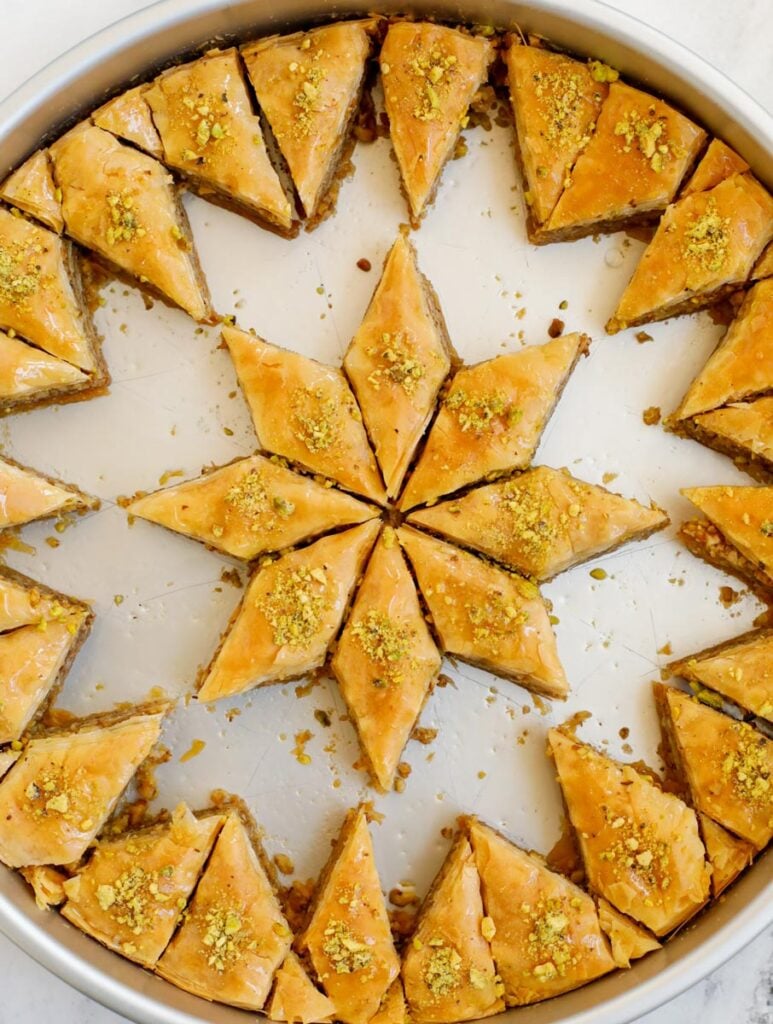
[397,527,567,699]
[668,628,773,721]
[0,456,97,530]
[594,899,660,968]
[157,812,292,1008]
[128,454,377,560]
[681,139,749,198]
[370,981,408,1024]
[198,519,379,702]
[298,805,400,1024]
[670,279,773,423]
[548,728,710,935]
[698,813,754,897]
[267,951,336,1024]
[145,48,293,234]
[223,326,386,503]
[241,20,376,223]
[688,399,773,483]
[657,686,773,849]
[402,833,503,1022]
[399,333,587,510]
[505,42,609,235]
[331,527,441,792]
[467,817,616,1005]
[679,484,773,596]
[92,86,163,158]
[0,329,93,414]
[343,234,454,498]
[61,804,224,966]
[49,123,214,322]
[408,466,667,581]
[0,206,103,373]
[380,22,494,221]
[0,150,64,233]
[0,706,166,867]
[0,565,89,632]
[607,174,773,333]
[545,81,706,241]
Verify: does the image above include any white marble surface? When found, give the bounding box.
[0,0,771,1022]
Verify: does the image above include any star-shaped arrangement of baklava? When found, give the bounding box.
[128,232,669,793]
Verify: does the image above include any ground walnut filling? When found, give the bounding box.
[522,896,581,981]
[291,386,342,453]
[221,468,296,534]
[351,609,417,687]
[721,723,772,815]
[367,332,425,396]
[177,88,234,163]
[681,199,730,273]
[95,859,179,936]
[0,240,44,308]
[257,565,329,648]
[321,918,374,973]
[467,587,531,651]
[288,39,328,140]
[597,808,671,897]
[613,107,674,173]
[404,48,459,123]
[446,389,523,434]
[105,191,146,246]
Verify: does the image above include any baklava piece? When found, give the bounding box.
[298,805,400,1024]
[156,812,292,1008]
[679,484,773,597]
[197,519,379,702]
[128,454,377,560]
[680,138,749,197]
[408,465,668,581]
[49,123,214,322]
[668,628,773,721]
[145,48,293,233]
[92,85,163,158]
[380,22,494,222]
[397,527,567,699]
[223,326,386,504]
[697,813,755,898]
[267,951,336,1024]
[0,455,97,530]
[687,399,773,483]
[331,527,441,792]
[607,174,773,333]
[0,150,64,233]
[594,899,660,969]
[61,804,224,966]
[242,20,377,224]
[343,234,454,499]
[545,81,706,242]
[0,706,166,867]
[399,333,588,511]
[0,329,92,414]
[467,818,617,1005]
[548,728,710,936]
[402,833,503,1022]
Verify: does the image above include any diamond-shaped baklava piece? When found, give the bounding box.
[198,519,379,702]
[467,818,617,1005]
[0,456,97,530]
[402,832,503,1022]
[0,329,92,414]
[0,206,103,372]
[408,466,667,581]
[688,399,773,483]
[397,527,567,699]
[343,234,454,499]
[145,48,293,233]
[298,805,399,1024]
[128,454,377,560]
[697,813,754,898]
[548,728,710,936]
[92,86,163,158]
[668,628,773,721]
[679,484,773,596]
[241,20,376,223]
[0,150,64,233]
[594,899,660,968]
[607,174,773,333]
[157,812,292,1009]
[658,686,773,850]
[399,333,587,510]
[0,707,166,867]
[61,804,224,966]
[49,123,214,322]
[223,326,386,503]
[680,139,749,198]
[331,527,441,792]
[380,22,494,222]
[545,81,706,241]
[267,951,336,1024]
[505,42,609,234]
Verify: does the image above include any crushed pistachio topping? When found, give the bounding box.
[0,240,43,309]
[423,939,462,996]
[223,469,295,533]
[351,609,416,686]
[408,48,458,122]
[291,386,339,453]
[613,108,672,172]
[761,521,773,537]
[24,767,82,823]
[95,862,175,935]
[288,42,328,139]
[488,477,564,565]
[720,722,772,809]
[177,88,232,162]
[682,198,730,273]
[367,332,425,396]
[588,60,619,83]
[446,388,522,434]
[105,191,146,246]
[202,905,250,972]
[598,808,671,893]
[467,588,528,652]
[522,896,582,980]
[532,67,598,150]
[258,565,328,648]
[321,919,373,973]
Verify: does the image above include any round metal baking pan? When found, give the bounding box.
[0,1,770,1023]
